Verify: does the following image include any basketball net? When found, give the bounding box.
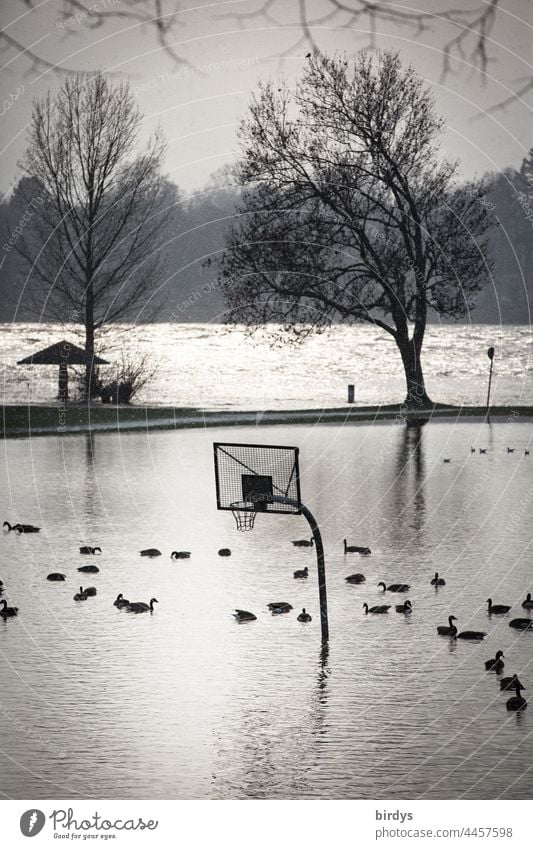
[230,501,257,532]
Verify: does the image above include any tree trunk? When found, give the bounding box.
[84,283,95,403]
[397,334,433,409]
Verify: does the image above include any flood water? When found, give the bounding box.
[1,420,532,799]
[1,322,532,409]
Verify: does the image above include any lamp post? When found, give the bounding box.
[486,346,495,420]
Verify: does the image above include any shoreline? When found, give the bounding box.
[2,402,532,438]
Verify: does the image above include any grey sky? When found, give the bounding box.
[1,0,531,198]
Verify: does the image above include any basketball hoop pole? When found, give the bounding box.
[271,495,329,643]
[213,441,328,641]
[300,503,329,643]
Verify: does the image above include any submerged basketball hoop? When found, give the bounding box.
[231,501,257,532]
[213,442,329,641]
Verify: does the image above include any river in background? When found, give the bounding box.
[1,323,531,409]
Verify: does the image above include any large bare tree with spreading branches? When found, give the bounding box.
[217,51,493,408]
[16,71,171,399]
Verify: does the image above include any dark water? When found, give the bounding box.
[1,420,532,799]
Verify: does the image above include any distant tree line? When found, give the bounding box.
[2,152,531,327]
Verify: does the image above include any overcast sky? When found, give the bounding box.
[1,0,532,198]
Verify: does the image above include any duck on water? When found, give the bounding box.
[363,603,390,615]
[485,651,505,672]
[233,609,256,622]
[0,599,18,617]
[127,598,158,613]
[3,522,40,533]
[378,581,410,593]
[506,681,527,712]
[437,616,457,636]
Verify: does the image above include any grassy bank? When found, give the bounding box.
[2,402,532,438]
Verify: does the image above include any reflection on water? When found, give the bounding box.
[1,421,532,799]
[1,322,532,408]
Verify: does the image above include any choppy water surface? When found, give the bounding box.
[1,421,532,799]
[1,322,531,408]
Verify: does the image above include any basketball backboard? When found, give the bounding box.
[213,442,301,514]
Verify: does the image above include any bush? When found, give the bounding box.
[99,353,156,405]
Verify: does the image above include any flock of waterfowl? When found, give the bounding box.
[3,521,531,711]
[1,521,276,620]
[354,564,531,712]
[231,537,371,624]
[441,446,530,462]
[1,525,171,615]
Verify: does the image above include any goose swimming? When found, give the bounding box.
[485,650,505,672]
[139,549,161,558]
[457,630,487,640]
[500,674,525,691]
[345,574,366,584]
[47,573,66,581]
[233,609,256,622]
[171,551,191,559]
[113,594,130,608]
[0,599,18,617]
[437,615,457,636]
[218,549,231,557]
[73,587,88,601]
[344,540,371,554]
[506,681,527,711]
[509,618,533,631]
[3,521,40,533]
[127,598,158,613]
[378,581,410,593]
[293,567,309,579]
[77,565,99,574]
[521,593,533,610]
[363,603,390,614]
[268,602,293,614]
[80,546,101,555]
[395,600,413,613]
[486,598,511,614]
[292,538,313,547]
[297,608,312,622]
[431,572,446,586]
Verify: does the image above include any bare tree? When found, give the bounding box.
[216,52,493,408]
[223,0,528,112]
[2,1,528,110]
[16,71,171,399]
[2,1,189,75]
